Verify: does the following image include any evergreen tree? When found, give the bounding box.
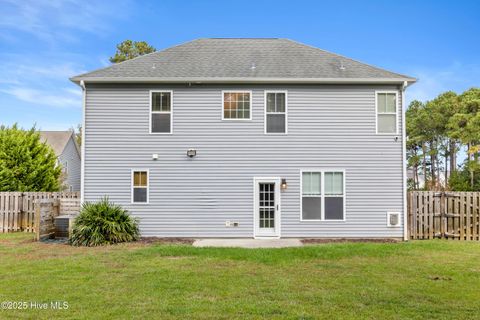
[0,124,62,191]
[109,40,156,63]
[448,88,480,188]
[407,87,480,191]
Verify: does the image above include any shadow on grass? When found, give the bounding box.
[130,240,459,264]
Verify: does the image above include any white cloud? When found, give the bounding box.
[0,60,84,83]
[64,88,82,97]
[1,87,80,108]
[0,56,85,109]
[405,62,480,104]
[0,0,132,43]
[0,0,128,130]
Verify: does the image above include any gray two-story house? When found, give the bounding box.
[40,130,81,192]
[71,38,415,239]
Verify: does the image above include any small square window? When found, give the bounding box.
[223,91,251,120]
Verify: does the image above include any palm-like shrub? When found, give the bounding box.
[70,197,139,246]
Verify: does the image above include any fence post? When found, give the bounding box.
[0,193,4,233]
[34,200,40,241]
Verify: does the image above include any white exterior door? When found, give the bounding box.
[254,177,281,238]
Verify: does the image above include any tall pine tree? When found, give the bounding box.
[109,40,156,63]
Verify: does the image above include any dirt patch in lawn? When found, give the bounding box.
[301,238,401,244]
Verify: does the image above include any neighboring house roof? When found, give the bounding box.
[71,38,416,85]
[39,131,80,158]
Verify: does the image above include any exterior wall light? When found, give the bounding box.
[187,149,197,158]
[281,178,287,190]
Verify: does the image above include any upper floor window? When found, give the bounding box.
[376,92,397,134]
[265,91,287,134]
[223,91,251,120]
[151,91,172,133]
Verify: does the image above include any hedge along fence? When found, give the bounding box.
[0,192,80,233]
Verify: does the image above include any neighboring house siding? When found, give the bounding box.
[58,136,81,191]
[84,84,404,238]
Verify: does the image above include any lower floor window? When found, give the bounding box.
[324,172,344,220]
[132,170,148,203]
[301,170,344,220]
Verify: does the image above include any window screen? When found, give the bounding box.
[152,114,170,133]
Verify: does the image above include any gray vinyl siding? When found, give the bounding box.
[84,84,404,238]
[59,136,81,191]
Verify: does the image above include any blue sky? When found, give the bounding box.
[0,0,479,130]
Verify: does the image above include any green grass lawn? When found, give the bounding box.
[0,233,479,319]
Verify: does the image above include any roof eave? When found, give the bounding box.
[70,77,417,85]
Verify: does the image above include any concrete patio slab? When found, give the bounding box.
[193,238,303,248]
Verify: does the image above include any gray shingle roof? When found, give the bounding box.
[71,38,415,84]
[39,131,77,157]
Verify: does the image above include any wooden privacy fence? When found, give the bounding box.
[408,191,480,240]
[0,192,79,233]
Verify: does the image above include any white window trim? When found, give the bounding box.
[253,176,282,239]
[63,160,68,173]
[264,90,288,135]
[221,90,253,121]
[299,169,346,222]
[149,90,173,134]
[375,90,399,135]
[131,169,149,204]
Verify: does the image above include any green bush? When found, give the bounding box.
[448,161,480,191]
[0,124,61,191]
[70,197,139,246]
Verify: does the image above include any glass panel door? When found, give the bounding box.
[259,182,275,230]
[255,178,280,237]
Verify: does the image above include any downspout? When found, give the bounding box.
[401,81,408,240]
[80,80,86,203]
